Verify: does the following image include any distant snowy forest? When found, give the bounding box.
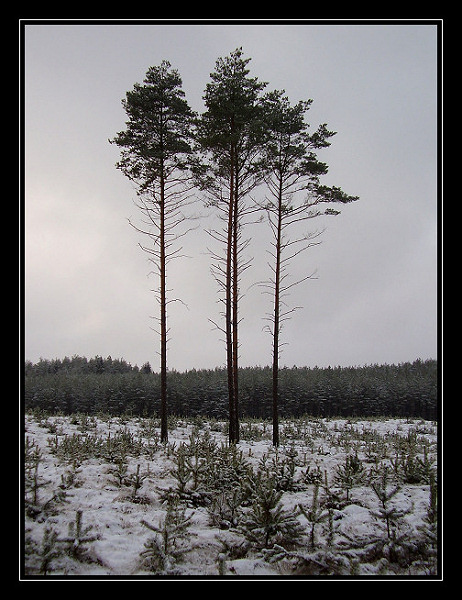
[24,357,437,421]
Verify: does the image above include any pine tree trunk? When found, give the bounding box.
[272,186,283,447]
[232,164,240,443]
[159,168,168,443]
[226,145,236,444]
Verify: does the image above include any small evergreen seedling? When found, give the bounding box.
[109,457,129,488]
[140,498,193,572]
[370,468,410,540]
[38,526,61,575]
[208,485,245,529]
[334,453,365,501]
[170,445,192,494]
[126,464,148,500]
[240,482,304,549]
[417,471,438,557]
[298,481,330,549]
[59,510,99,559]
[186,451,207,491]
[322,472,337,547]
[24,445,53,517]
[25,436,42,474]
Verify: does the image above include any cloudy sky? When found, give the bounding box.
[23,20,440,371]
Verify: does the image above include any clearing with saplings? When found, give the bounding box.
[24,410,438,577]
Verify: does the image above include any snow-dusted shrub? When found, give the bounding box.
[238,482,304,550]
[334,453,366,501]
[207,485,246,529]
[140,498,193,573]
[59,510,100,560]
[298,481,332,549]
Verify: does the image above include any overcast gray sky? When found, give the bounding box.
[24,21,439,371]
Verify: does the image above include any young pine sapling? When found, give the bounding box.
[59,510,100,560]
[140,498,193,572]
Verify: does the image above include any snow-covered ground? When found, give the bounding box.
[23,413,439,578]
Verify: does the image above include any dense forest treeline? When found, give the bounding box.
[23,356,438,421]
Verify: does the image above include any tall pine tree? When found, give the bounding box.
[261,90,359,446]
[110,61,195,442]
[195,48,268,443]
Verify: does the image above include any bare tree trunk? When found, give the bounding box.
[232,166,240,443]
[272,185,283,447]
[227,146,236,444]
[159,168,168,443]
